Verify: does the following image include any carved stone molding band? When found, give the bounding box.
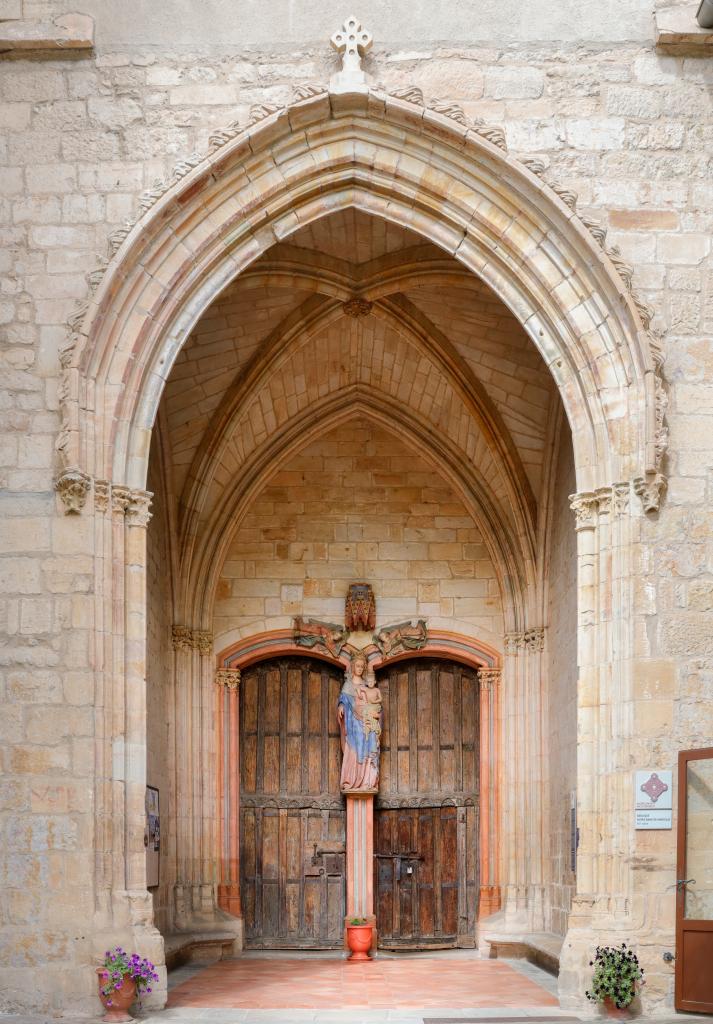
[216,668,241,690]
[55,473,154,522]
[172,626,214,653]
[504,629,545,655]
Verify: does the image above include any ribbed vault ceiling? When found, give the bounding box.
[160,210,560,579]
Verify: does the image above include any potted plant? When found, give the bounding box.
[96,946,160,1022]
[585,943,644,1017]
[345,917,373,962]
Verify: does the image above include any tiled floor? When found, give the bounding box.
[166,953,560,1011]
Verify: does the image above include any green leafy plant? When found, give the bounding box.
[99,947,159,1008]
[348,917,367,926]
[585,943,644,1009]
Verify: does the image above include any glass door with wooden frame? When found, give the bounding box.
[676,747,713,1013]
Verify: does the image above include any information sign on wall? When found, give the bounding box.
[634,770,672,829]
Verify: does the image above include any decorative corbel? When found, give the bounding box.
[634,472,666,514]
[55,468,91,514]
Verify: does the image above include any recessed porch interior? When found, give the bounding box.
[144,206,578,1000]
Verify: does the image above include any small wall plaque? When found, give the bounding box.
[634,770,672,829]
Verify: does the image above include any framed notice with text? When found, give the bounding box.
[635,770,673,829]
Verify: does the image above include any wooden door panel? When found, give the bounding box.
[375,658,479,948]
[240,657,345,948]
[375,805,469,947]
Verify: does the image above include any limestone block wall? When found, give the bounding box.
[213,421,504,649]
[0,1,712,1014]
[545,423,578,936]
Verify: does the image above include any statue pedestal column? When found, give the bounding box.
[345,792,376,949]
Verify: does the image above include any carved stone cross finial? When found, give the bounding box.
[330,15,372,92]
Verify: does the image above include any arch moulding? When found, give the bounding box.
[56,83,666,516]
[50,76,669,1015]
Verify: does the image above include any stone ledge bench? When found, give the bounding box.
[163,930,238,970]
[483,930,563,975]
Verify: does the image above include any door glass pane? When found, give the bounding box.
[685,758,713,919]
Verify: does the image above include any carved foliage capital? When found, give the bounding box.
[504,628,545,655]
[55,468,91,515]
[569,491,598,531]
[172,626,213,654]
[216,668,241,690]
[126,488,153,527]
[171,625,194,651]
[111,485,132,516]
[478,667,501,689]
[194,630,213,656]
[570,483,632,528]
[94,479,110,513]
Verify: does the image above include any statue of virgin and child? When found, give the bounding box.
[337,652,382,793]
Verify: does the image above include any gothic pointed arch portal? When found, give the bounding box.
[62,81,664,1010]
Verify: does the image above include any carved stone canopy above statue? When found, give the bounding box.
[345,582,376,632]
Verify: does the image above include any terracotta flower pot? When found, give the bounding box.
[346,923,373,962]
[603,996,632,1019]
[96,967,137,1023]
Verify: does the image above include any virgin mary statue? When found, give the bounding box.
[337,653,382,793]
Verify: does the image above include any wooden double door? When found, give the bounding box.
[239,655,479,949]
[375,658,479,947]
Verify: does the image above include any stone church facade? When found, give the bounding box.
[0,0,711,1017]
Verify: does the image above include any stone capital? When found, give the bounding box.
[94,479,111,513]
[504,628,545,655]
[194,630,213,656]
[216,668,241,690]
[569,490,598,531]
[172,626,213,653]
[126,488,153,528]
[477,667,501,689]
[111,485,132,517]
[172,625,194,651]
